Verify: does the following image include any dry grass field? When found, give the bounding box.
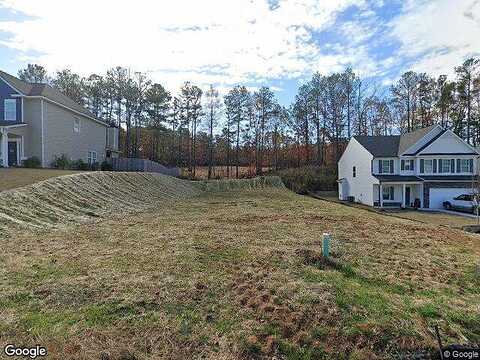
[0,168,83,192]
[0,173,479,359]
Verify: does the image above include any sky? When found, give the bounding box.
[0,0,479,105]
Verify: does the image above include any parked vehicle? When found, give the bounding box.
[443,194,478,213]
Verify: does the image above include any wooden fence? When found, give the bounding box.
[110,158,180,176]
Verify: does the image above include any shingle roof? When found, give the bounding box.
[398,125,438,154]
[0,70,103,123]
[354,126,439,157]
[375,175,423,182]
[354,135,401,157]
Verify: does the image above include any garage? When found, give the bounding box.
[429,188,472,209]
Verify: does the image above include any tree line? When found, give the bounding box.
[17,58,480,177]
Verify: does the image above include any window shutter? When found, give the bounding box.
[401,160,405,171]
[420,159,424,173]
[438,159,443,173]
[379,160,383,173]
[433,159,437,173]
[390,160,394,174]
[457,159,461,173]
[450,159,455,173]
[410,160,414,170]
[469,159,473,173]
[390,186,394,200]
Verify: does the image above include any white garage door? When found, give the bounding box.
[429,188,471,209]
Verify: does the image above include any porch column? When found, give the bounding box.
[379,183,383,207]
[0,129,7,168]
[402,183,406,209]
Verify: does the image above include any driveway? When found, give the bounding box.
[309,192,479,229]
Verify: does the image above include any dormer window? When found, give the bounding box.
[4,99,16,121]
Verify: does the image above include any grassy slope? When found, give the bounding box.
[0,180,479,359]
[0,168,83,192]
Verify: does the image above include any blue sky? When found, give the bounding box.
[0,0,479,105]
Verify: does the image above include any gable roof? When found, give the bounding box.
[0,70,103,123]
[353,125,441,157]
[398,125,438,155]
[354,135,400,157]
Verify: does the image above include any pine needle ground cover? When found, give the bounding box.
[0,174,479,359]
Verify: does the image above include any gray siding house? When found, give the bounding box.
[0,70,119,168]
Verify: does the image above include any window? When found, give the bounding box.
[439,159,451,173]
[352,166,356,178]
[382,186,394,200]
[401,159,414,171]
[458,159,471,173]
[73,117,81,133]
[4,99,16,121]
[423,159,433,173]
[379,160,392,174]
[87,151,97,165]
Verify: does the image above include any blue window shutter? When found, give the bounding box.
[390,186,394,200]
[390,160,394,174]
[457,159,461,173]
[410,160,415,170]
[469,159,473,172]
[433,159,437,173]
[401,160,405,171]
[438,159,443,173]
[450,159,455,173]
[379,160,383,173]
[420,159,424,173]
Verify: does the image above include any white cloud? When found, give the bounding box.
[390,0,480,77]
[0,0,361,91]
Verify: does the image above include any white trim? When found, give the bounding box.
[4,99,17,121]
[41,99,45,167]
[0,74,22,95]
[20,135,25,159]
[7,137,21,166]
[24,96,107,127]
[21,97,24,122]
[0,123,27,129]
[400,124,443,156]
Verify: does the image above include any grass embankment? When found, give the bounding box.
[0,174,479,359]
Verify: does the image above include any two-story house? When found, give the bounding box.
[338,125,480,209]
[0,70,119,168]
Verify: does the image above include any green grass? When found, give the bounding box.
[0,180,479,359]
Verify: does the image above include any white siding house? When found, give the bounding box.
[338,125,480,209]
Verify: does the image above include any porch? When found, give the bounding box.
[0,126,26,168]
[373,182,424,209]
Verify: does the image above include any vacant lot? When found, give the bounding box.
[0,176,479,359]
[0,168,83,191]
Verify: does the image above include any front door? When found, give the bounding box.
[7,141,18,167]
[405,187,411,207]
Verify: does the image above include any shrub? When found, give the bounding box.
[22,156,41,168]
[272,166,337,194]
[101,160,113,171]
[71,159,90,170]
[51,154,71,169]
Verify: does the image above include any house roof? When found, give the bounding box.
[354,126,438,157]
[398,125,438,155]
[0,70,103,123]
[354,135,401,157]
[375,175,423,182]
